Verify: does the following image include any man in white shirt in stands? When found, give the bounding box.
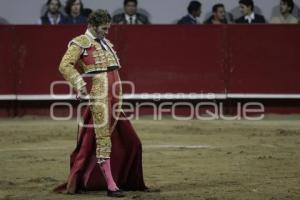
[235,0,266,24]
[112,0,150,25]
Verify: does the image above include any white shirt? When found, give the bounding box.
[189,14,198,24]
[85,29,96,40]
[85,29,109,51]
[125,14,137,24]
[38,13,61,25]
[244,12,255,24]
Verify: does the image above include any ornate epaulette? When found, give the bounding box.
[68,35,92,49]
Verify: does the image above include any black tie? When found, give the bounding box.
[95,38,100,43]
[129,16,133,24]
[95,38,106,50]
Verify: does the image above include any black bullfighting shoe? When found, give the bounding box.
[107,189,125,198]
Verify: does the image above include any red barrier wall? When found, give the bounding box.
[1,25,300,95]
[0,25,300,116]
[0,26,15,95]
[227,25,300,94]
[116,25,226,93]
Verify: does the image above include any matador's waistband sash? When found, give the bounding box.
[85,65,120,74]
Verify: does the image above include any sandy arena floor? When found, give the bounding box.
[0,115,299,200]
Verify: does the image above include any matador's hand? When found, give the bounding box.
[76,86,89,101]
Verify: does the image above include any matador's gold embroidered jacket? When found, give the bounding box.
[59,30,121,90]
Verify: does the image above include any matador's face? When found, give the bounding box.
[93,23,111,38]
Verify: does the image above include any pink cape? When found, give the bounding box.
[54,107,147,193]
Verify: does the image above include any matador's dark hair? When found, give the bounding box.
[87,9,112,26]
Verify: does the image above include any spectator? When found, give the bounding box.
[235,0,266,24]
[113,0,150,24]
[65,0,87,24]
[82,8,93,18]
[204,3,228,24]
[178,1,202,24]
[271,0,298,24]
[39,0,67,25]
[0,16,9,24]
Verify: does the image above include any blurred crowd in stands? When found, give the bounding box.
[38,0,299,25]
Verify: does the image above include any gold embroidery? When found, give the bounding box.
[81,39,120,74]
[110,72,123,134]
[70,35,92,49]
[59,44,86,90]
[59,34,123,159]
[89,73,111,159]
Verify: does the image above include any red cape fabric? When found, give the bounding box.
[54,107,147,193]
